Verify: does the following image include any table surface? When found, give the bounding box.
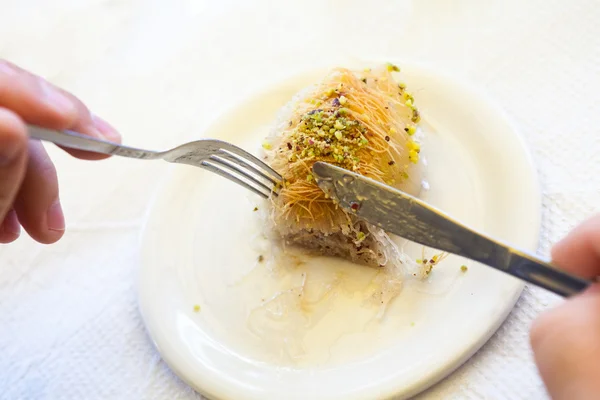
[1,0,599,399]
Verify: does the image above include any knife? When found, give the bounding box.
[312,161,591,297]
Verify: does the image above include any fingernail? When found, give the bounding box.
[46,200,65,232]
[92,114,121,143]
[40,79,76,115]
[2,210,20,236]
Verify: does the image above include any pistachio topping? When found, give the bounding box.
[405,125,417,135]
[283,108,373,171]
[265,65,424,232]
[386,63,400,72]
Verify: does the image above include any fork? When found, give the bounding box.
[27,125,282,199]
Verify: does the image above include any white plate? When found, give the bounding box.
[138,64,541,400]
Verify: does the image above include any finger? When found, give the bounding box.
[61,114,122,160]
[530,285,600,400]
[0,60,121,159]
[13,141,64,244]
[53,88,121,160]
[0,209,21,243]
[552,214,600,278]
[0,60,77,128]
[0,108,27,225]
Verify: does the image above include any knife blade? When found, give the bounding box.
[312,161,591,297]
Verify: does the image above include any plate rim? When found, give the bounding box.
[137,62,541,400]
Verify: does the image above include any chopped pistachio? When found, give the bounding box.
[461,265,468,272]
[386,63,400,72]
[389,127,397,134]
[398,82,407,90]
[306,173,314,182]
[339,95,348,105]
[405,98,413,108]
[408,140,421,152]
[409,149,419,164]
[412,109,421,123]
[253,207,258,212]
[357,231,366,241]
[193,304,201,312]
[262,141,272,150]
[288,107,377,172]
[406,125,417,135]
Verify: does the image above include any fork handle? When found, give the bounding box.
[27,125,162,160]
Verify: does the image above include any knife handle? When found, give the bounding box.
[507,252,591,297]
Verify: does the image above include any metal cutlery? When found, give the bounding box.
[312,161,591,297]
[27,125,282,199]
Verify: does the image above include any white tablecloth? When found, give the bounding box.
[1,0,599,398]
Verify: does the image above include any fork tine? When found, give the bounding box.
[207,140,282,183]
[200,160,270,199]
[219,149,280,187]
[208,154,277,196]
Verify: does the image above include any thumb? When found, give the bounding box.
[0,108,28,242]
[530,286,600,400]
